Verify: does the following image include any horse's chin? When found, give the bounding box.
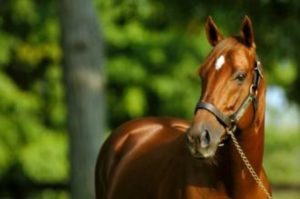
[192,153,218,166]
[195,149,216,159]
[189,145,218,160]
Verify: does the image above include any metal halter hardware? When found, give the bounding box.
[194,59,263,130]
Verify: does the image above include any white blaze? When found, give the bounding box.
[215,55,225,70]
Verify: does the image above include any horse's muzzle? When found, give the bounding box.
[186,126,220,159]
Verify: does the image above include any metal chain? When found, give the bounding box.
[227,130,272,199]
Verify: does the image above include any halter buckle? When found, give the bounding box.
[255,60,263,78]
[249,84,258,96]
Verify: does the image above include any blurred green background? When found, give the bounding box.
[0,0,299,198]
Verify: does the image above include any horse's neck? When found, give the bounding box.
[223,89,266,197]
[228,123,264,185]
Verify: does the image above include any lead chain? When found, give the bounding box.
[227,130,272,199]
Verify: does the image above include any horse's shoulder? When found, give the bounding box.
[96,117,189,189]
[120,116,190,129]
[108,117,189,149]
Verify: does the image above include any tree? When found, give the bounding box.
[59,0,105,198]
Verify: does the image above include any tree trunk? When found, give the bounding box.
[59,0,105,198]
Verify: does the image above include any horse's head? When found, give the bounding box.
[186,16,264,159]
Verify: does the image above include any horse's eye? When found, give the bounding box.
[235,73,246,82]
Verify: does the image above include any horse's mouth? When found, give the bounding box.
[194,150,216,159]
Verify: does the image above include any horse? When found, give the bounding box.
[95,16,272,199]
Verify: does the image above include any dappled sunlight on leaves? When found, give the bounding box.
[19,132,68,183]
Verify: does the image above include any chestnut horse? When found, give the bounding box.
[95,16,272,199]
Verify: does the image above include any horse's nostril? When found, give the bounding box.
[200,129,211,148]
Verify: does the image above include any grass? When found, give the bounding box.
[273,190,300,199]
[264,127,300,185]
[264,126,300,199]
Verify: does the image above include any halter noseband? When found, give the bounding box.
[194,59,263,131]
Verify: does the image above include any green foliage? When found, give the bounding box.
[30,190,69,199]
[0,32,18,65]
[0,71,41,176]
[0,0,67,193]
[123,86,147,117]
[100,0,206,126]
[20,132,68,183]
[264,128,300,185]
[271,59,297,87]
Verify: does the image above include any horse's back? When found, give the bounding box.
[95,117,190,199]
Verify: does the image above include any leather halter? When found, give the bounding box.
[194,59,263,131]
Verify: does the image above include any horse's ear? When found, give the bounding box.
[205,16,224,46]
[240,16,255,48]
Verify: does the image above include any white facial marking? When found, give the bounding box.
[215,55,225,70]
